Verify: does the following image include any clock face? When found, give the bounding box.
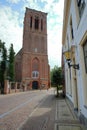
[35,48,37,52]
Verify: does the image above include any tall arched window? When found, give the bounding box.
[41,19,43,31]
[30,16,32,28]
[35,16,39,30]
[32,58,39,78]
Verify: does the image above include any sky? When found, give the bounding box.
[0,0,64,69]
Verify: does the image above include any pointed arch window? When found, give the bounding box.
[41,19,43,31]
[30,16,32,28]
[35,16,39,30]
[32,58,39,78]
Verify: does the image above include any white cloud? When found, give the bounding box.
[52,0,64,16]
[0,6,23,53]
[0,0,64,68]
[6,0,20,4]
[22,0,42,14]
[48,24,62,68]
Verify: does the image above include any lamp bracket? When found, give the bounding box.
[68,62,79,70]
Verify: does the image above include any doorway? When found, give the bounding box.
[32,81,38,89]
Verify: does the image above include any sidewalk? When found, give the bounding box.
[19,96,86,130]
[55,98,86,130]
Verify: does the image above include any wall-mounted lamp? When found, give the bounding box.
[63,51,79,70]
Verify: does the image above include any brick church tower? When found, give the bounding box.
[15,8,50,90]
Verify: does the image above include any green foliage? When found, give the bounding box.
[0,40,7,93]
[9,44,15,63]
[0,40,15,93]
[50,66,63,96]
[0,40,2,51]
[8,44,15,81]
[51,66,63,86]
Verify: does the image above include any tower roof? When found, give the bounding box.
[26,7,48,16]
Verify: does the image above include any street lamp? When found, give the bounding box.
[63,50,79,70]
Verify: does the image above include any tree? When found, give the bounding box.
[8,44,15,81]
[0,40,7,93]
[51,66,63,96]
[0,40,2,51]
[0,40,15,93]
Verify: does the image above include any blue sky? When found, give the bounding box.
[0,0,64,69]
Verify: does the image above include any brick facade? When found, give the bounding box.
[15,8,50,90]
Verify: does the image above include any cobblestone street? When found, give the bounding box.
[0,89,86,130]
[19,94,86,130]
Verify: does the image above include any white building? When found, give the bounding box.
[62,0,87,126]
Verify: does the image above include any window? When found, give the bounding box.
[67,35,69,49]
[32,72,35,77]
[77,0,85,17]
[32,58,39,78]
[35,16,39,30]
[30,16,32,28]
[83,40,87,73]
[32,58,39,71]
[32,71,39,78]
[41,19,43,31]
[70,18,74,40]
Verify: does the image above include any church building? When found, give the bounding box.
[15,8,50,90]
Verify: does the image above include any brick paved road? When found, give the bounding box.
[19,91,55,130]
[0,90,54,130]
[0,89,86,130]
[19,97,86,130]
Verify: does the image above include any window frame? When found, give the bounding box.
[32,71,39,78]
[70,17,74,40]
[83,40,87,73]
[77,0,86,18]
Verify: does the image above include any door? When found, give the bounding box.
[32,81,38,89]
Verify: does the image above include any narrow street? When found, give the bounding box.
[0,89,86,130]
[0,89,54,130]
